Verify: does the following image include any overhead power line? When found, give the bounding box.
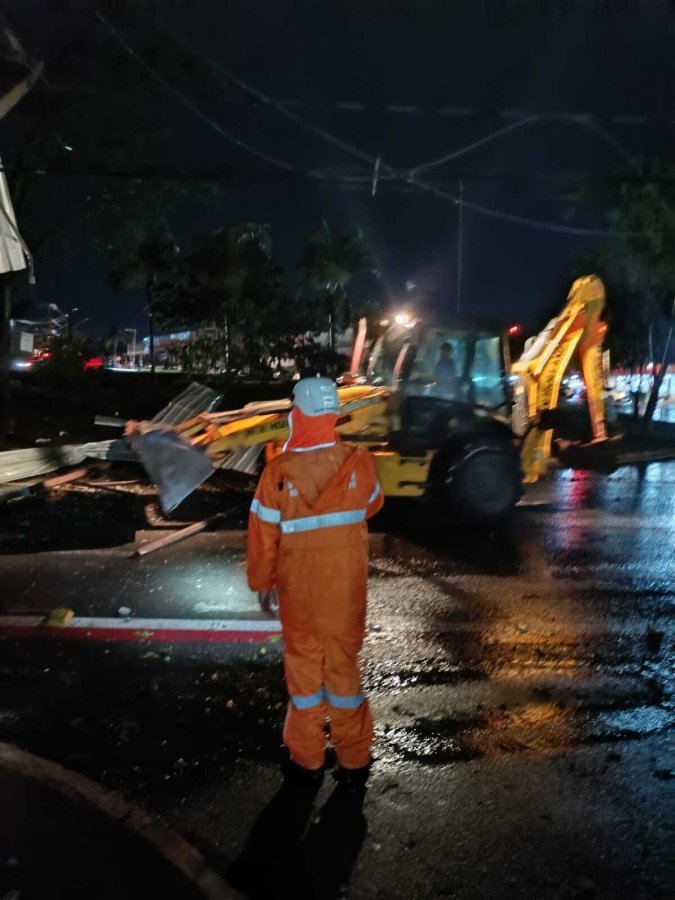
[406,175,653,237]
[94,12,295,173]
[409,116,541,176]
[40,80,671,129]
[95,12,660,240]
[145,16,654,237]
[151,15,394,177]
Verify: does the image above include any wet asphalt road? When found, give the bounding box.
[0,463,673,899]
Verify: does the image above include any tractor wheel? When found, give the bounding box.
[447,447,522,524]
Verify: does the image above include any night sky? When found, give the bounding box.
[2,0,673,338]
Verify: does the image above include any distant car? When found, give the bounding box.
[10,357,35,371]
[83,356,104,371]
[10,352,50,372]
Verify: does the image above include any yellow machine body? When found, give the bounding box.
[134,276,609,500]
[511,274,608,483]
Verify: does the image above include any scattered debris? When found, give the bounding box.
[150,381,222,426]
[94,415,126,428]
[0,466,89,506]
[42,468,90,489]
[0,446,91,485]
[0,382,220,489]
[134,503,247,556]
[134,514,223,557]
[44,608,74,627]
[83,478,140,488]
[130,429,215,514]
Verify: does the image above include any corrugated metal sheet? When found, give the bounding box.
[82,440,138,462]
[151,382,222,426]
[216,444,264,476]
[130,430,215,513]
[0,440,139,484]
[0,445,88,484]
[0,383,221,485]
[0,164,27,275]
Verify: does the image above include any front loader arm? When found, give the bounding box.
[127,385,391,461]
[125,385,392,511]
[191,385,391,457]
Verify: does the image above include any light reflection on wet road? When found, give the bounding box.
[1,462,672,763]
[0,462,673,899]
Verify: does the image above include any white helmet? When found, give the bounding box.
[292,377,340,417]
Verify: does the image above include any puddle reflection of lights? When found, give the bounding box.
[592,706,671,738]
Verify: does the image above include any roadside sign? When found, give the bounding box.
[19,331,33,353]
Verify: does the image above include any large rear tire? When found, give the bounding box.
[443,447,522,524]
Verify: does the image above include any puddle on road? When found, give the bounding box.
[584,706,673,742]
[378,715,484,764]
[366,661,487,693]
[376,698,674,764]
[0,639,671,783]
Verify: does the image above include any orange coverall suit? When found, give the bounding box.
[247,418,383,771]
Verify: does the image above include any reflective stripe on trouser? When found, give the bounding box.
[282,622,373,771]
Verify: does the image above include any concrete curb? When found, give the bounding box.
[0,741,242,900]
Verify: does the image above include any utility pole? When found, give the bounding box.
[67,305,78,341]
[456,179,464,315]
[124,327,137,366]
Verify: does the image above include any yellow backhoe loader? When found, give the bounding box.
[129,275,609,522]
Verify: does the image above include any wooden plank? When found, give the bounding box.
[42,468,89,489]
[134,516,218,557]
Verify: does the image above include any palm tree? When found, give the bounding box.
[182,224,277,369]
[109,225,179,374]
[298,221,375,351]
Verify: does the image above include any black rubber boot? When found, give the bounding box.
[333,761,371,791]
[282,757,325,791]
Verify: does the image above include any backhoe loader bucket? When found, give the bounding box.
[130,430,214,514]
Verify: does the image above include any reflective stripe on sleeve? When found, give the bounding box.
[279,508,366,534]
[250,498,281,524]
[325,689,365,709]
[291,687,326,710]
[368,483,381,504]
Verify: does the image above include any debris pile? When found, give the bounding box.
[0,381,387,553]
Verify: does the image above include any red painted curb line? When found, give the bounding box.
[0,625,283,644]
[0,616,283,645]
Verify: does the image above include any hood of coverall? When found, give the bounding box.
[283,406,339,453]
[283,378,340,453]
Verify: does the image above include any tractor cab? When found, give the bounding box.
[352,318,522,520]
[365,319,513,445]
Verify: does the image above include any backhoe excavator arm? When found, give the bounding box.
[512,274,608,483]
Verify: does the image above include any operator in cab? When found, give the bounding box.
[433,341,459,398]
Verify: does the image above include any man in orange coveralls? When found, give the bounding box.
[247,376,383,789]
